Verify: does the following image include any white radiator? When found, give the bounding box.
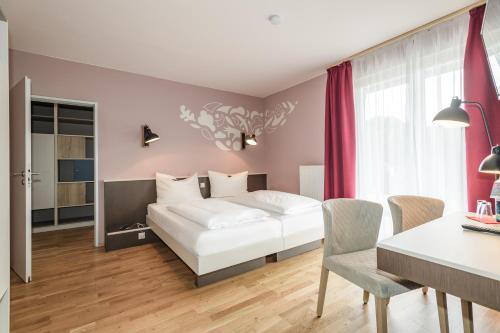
[299,165,324,201]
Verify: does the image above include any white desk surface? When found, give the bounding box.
[378,212,500,281]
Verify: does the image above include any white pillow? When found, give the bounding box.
[156,172,203,205]
[208,171,248,198]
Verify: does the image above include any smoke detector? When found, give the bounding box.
[268,14,282,25]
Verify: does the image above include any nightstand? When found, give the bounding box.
[105,224,159,251]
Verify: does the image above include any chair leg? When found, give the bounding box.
[363,290,370,305]
[436,291,449,333]
[422,286,429,295]
[461,299,474,333]
[375,297,388,333]
[316,266,329,318]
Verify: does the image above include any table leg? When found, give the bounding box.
[435,291,449,333]
[461,299,474,333]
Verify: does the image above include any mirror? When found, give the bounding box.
[482,0,500,99]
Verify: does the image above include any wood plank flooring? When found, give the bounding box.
[10,227,500,333]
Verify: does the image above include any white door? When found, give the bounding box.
[10,77,32,283]
[0,12,11,331]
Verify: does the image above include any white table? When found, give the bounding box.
[377,212,500,333]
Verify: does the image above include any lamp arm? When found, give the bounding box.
[462,101,494,148]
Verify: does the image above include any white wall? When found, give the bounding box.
[0,8,10,333]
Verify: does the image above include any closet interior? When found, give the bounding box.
[31,99,96,232]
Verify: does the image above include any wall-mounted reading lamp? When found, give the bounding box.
[241,133,257,150]
[433,97,500,174]
[143,125,160,147]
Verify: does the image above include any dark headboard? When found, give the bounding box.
[104,174,267,230]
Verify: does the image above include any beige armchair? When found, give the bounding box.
[388,195,445,295]
[388,195,445,234]
[317,199,420,333]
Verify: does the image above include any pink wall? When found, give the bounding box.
[10,50,266,244]
[10,49,327,244]
[263,74,326,193]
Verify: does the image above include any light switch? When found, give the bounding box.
[200,182,206,188]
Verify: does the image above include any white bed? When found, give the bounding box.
[147,203,283,276]
[225,190,324,253]
[147,174,324,286]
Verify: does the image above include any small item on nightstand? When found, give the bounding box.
[478,202,493,221]
[476,200,487,215]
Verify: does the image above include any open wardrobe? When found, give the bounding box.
[31,100,95,232]
[10,77,98,284]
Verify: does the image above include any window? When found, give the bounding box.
[352,14,469,238]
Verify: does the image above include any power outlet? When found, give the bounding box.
[138,232,146,240]
[200,182,206,188]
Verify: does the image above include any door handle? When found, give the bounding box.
[12,171,25,177]
[31,172,41,176]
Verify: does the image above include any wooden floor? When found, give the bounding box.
[10,227,500,333]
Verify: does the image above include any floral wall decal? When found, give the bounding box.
[179,100,298,151]
[265,101,297,133]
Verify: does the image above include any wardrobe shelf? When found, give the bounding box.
[58,134,94,138]
[32,115,54,122]
[58,117,94,124]
[33,220,94,233]
[58,203,94,209]
[58,158,94,160]
[57,180,94,184]
[59,218,94,225]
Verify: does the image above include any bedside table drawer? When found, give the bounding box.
[105,227,159,251]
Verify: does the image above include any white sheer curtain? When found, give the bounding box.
[352,14,469,238]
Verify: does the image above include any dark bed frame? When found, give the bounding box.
[104,173,322,287]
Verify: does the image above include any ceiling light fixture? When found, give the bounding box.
[268,14,282,26]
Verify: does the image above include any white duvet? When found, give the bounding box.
[228,190,322,215]
[167,199,269,229]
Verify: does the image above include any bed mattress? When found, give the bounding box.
[269,206,324,250]
[147,203,282,257]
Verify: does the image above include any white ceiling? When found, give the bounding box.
[0,0,477,97]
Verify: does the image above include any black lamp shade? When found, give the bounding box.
[143,125,159,146]
[241,133,257,149]
[434,97,499,176]
[479,145,500,174]
[245,134,257,146]
[432,97,470,127]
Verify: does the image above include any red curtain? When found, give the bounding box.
[324,62,356,200]
[464,6,500,211]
